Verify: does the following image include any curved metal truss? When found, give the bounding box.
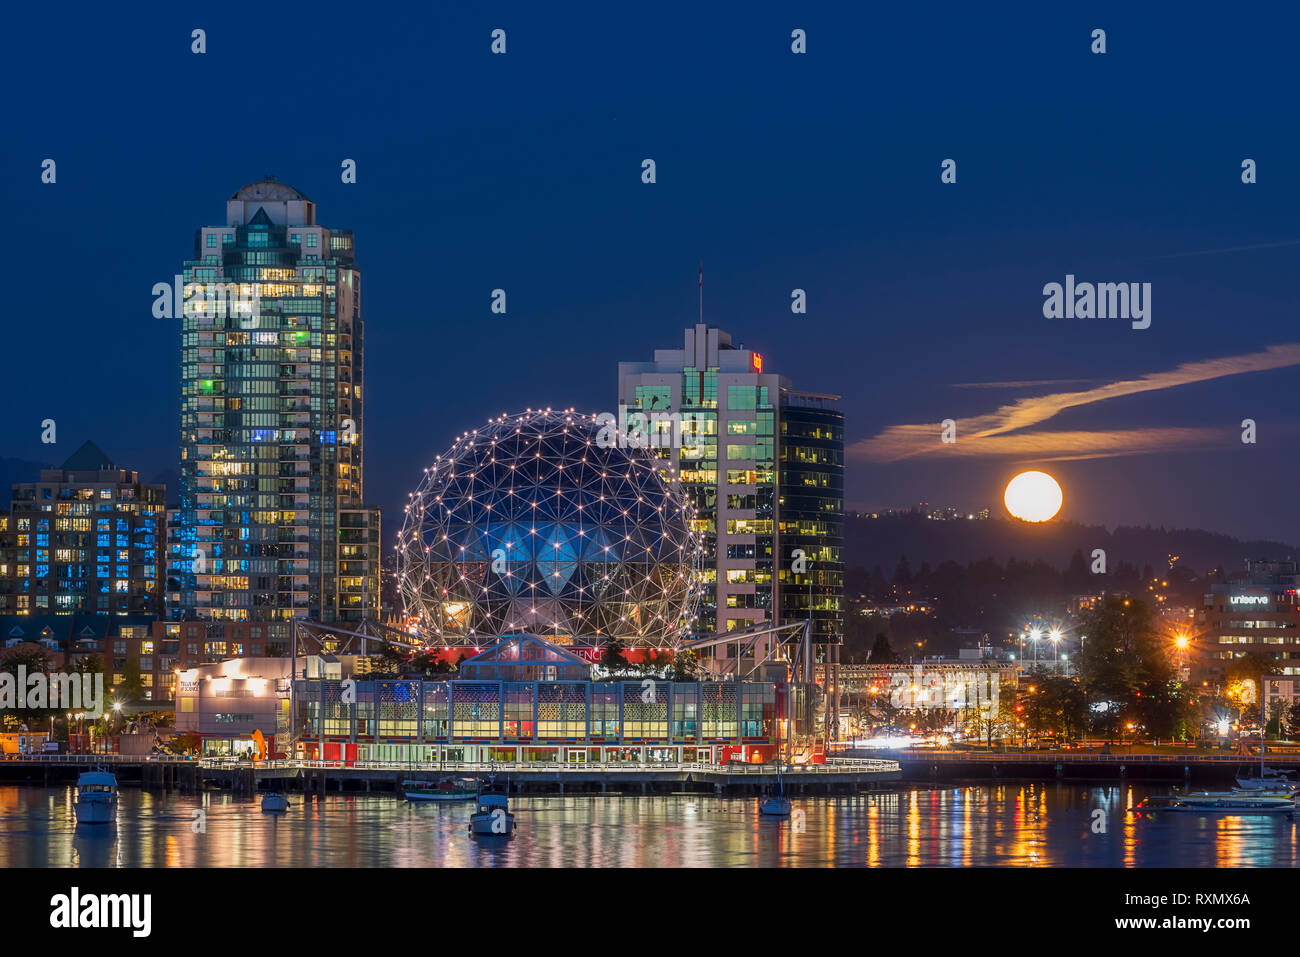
[396,409,703,647]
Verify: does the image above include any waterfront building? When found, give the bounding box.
[1202,559,1300,682]
[173,657,293,757]
[168,179,381,642]
[616,324,844,675]
[0,442,164,617]
[290,633,785,765]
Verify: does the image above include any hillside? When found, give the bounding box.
[844,514,1297,577]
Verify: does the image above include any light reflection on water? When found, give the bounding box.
[0,783,1295,867]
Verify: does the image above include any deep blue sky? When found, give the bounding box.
[3,2,1297,550]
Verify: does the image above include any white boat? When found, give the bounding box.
[74,771,117,825]
[1234,725,1297,791]
[469,786,515,836]
[1234,767,1298,791]
[261,792,290,813]
[1137,791,1296,815]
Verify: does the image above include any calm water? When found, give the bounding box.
[2,783,1297,867]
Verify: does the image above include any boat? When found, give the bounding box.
[261,792,290,813]
[759,792,793,817]
[760,688,793,817]
[1234,768,1298,791]
[468,777,515,836]
[1234,724,1298,791]
[1136,791,1296,815]
[760,764,792,817]
[403,778,477,802]
[74,771,117,825]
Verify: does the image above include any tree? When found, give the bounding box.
[0,645,57,729]
[867,633,901,664]
[1076,596,1174,742]
[375,642,408,675]
[1223,652,1281,707]
[166,731,202,755]
[600,637,628,672]
[115,659,146,705]
[671,650,699,681]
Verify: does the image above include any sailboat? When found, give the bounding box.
[760,690,793,817]
[1235,723,1298,792]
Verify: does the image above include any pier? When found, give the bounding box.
[876,749,1297,786]
[0,754,901,796]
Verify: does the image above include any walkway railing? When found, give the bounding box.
[1,753,196,764]
[882,749,1293,765]
[196,756,901,774]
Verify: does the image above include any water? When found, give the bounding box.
[3,783,1297,867]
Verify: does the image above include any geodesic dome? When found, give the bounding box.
[396,409,702,647]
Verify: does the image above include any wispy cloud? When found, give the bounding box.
[851,344,1300,463]
[1150,239,1300,260]
[951,378,1098,390]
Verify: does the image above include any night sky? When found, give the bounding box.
[3,2,1297,547]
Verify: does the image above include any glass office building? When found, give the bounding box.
[617,325,843,674]
[168,180,380,639]
[777,392,845,646]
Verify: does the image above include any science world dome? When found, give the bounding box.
[396,409,703,647]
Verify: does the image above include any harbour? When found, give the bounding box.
[6,781,1300,868]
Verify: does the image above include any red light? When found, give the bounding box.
[751,352,763,372]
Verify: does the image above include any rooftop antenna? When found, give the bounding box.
[698,260,703,324]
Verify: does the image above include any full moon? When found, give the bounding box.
[1004,470,1063,522]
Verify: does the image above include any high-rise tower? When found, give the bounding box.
[167,180,380,639]
[617,324,843,675]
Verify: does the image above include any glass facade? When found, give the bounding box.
[778,399,845,645]
[169,181,380,635]
[618,325,844,673]
[0,444,165,616]
[295,677,773,747]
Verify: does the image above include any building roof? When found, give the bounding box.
[457,634,593,681]
[229,179,311,203]
[60,440,114,471]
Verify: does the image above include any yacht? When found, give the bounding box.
[74,771,117,825]
[1137,791,1296,815]
[1234,726,1298,791]
[1234,767,1299,791]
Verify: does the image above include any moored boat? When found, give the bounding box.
[759,795,792,817]
[1137,791,1296,815]
[74,771,117,825]
[469,780,515,836]
[261,792,290,813]
[403,778,477,802]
